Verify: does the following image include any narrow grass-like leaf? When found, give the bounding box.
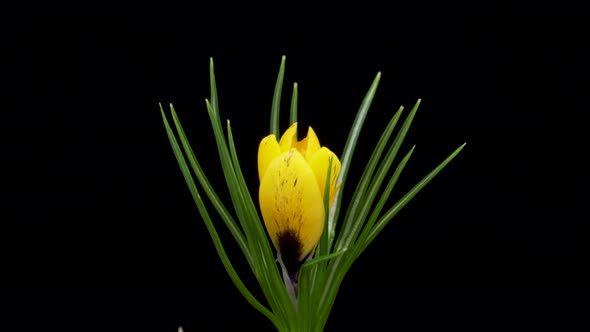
[328,72,381,247]
[297,259,313,332]
[205,101,252,242]
[226,120,296,324]
[298,248,347,332]
[320,99,418,325]
[318,72,381,314]
[225,121,269,257]
[205,64,252,236]
[337,100,420,251]
[161,106,279,328]
[209,58,219,116]
[213,105,289,323]
[335,105,403,251]
[207,104,295,327]
[290,82,298,128]
[225,120,273,259]
[365,143,467,246]
[206,66,266,263]
[207,64,274,263]
[270,55,286,137]
[303,249,348,268]
[169,104,254,268]
[310,155,335,324]
[353,145,415,259]
[318,157,334,257]
[315,249,356,332]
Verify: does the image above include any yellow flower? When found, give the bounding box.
[258,123,341,273]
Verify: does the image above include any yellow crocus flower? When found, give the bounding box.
[258,123,341,274]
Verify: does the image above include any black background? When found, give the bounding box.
[2,12,588,331]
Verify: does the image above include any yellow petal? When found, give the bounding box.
[297,126,321,162]
[293,137,308,156]
[278,122,298,153]
[308,147,342,207]
[258,134,281,181]
[259,149,325,260]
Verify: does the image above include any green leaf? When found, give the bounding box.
[160,105,279,328]
[207,60,295,324]
[226,120,296,324]
[204,101,250,242]
[334,105,403,252]
[328,72,381,248]
[315,73,381,326]
[209,58,219,116]
[169,104,254,268]
[337,99,420,251]
[318,157,334,257]
[298,248,348,331]
[290,82,298,128]
[270,55,286,137]
[303,248,348,269]
[364,142,467,247]
[353,145,415,259]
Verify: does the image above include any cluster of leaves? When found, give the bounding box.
[161,57,465,331]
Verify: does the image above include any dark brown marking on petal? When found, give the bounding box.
[297,214,303,235]
[272,217,281,232]
[277,230,303,275]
